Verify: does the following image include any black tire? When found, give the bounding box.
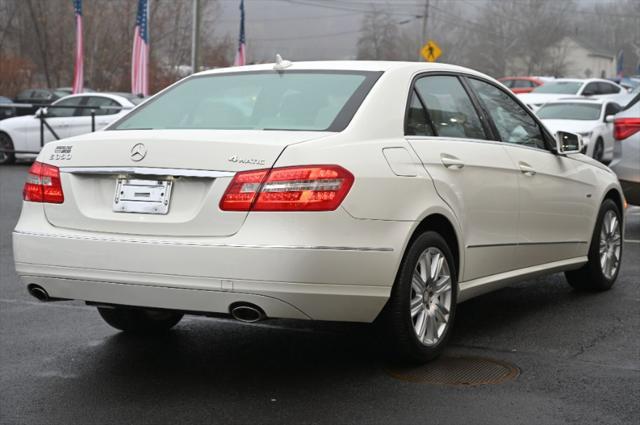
[0,132,15,165]
[97,306,183,333]
[593,138,604,163]
[565,199,622,291]
[380,231,458,363]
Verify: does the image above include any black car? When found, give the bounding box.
[0,96,16,120]
[13,89,67,116]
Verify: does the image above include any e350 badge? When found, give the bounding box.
[49,145,73,161]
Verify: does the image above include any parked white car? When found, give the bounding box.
[518,78,625,111]
[13,61,625,363]
[536,98,622,163]
[0,93,142,165]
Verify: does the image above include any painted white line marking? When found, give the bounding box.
[624,239,640,244]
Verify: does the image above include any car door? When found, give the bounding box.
[467,77,597,269]
[405,74,520,281]
[24,96,84,152]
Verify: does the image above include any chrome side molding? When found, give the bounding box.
[61,167,236,179]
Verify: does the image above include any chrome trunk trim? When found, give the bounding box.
[61,167,236,179]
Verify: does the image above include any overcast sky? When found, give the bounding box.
[211,0,615,62]
[214,0,372,61]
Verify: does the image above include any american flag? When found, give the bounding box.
[233,0,246,66]
[71,0,83,94]
[131,0,149,96]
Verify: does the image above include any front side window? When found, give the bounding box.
[537,103,602,121]
[501,79,514,88]
[532,81,582,95]
[113,71,380,132]
[513,79,532,89]
[414,76,486,140]
[469,78,547,150]
[583,82,600,95]
[47,97,84,118]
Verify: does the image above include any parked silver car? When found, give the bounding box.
[610,94,640,205]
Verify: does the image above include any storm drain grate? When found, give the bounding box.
[385,356,519,386]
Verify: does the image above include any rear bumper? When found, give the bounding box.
[13,204,412,322]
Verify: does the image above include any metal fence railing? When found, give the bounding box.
[0,103,132,154]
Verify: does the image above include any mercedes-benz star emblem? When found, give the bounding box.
[130,143,147,162]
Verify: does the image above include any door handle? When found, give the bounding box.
[519,162,536,176]
[441,154,465,169]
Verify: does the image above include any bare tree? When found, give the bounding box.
[0,0,229,96]
[575,0,640,76]
[356,6,401,60]
[461,0,574,77]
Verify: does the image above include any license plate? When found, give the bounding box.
[113,178,173,215]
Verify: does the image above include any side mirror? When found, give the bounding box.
[556,131,584,155]
[605,115,615,123]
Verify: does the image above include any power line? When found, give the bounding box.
[218,11,360,23]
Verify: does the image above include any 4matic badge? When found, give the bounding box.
[228,155,266,166]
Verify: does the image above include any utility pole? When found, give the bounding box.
[191,0,201,73]
[421,0,430,61]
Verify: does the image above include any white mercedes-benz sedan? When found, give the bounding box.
[13,61,625,362]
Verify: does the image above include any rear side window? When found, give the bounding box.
[414,76,487,140]
[469,78,547,150]
[405,90,435,136]
[598,82,620,94]
[82,96,122,116]
[113,71,381,132]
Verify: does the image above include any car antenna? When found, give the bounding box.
[273,54,292,71]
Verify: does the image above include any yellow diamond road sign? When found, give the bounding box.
[421,40,442,62]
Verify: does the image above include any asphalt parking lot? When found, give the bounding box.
[0,163,638,425]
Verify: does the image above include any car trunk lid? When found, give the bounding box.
[43,129,331,237]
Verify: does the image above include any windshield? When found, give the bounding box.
[531,81,582,94]
[537,103,601,120]
[112,71,380,132]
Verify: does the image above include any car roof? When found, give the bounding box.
[195,60,491,79]
[52,92,135,105]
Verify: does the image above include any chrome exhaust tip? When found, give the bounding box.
[27,284,50,302]
[230,304,266,323]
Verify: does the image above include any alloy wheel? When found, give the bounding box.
[599,210,621,280]
[410,247,452,346]
[0,134,11,163]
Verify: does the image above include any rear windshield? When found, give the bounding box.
[532,82,582,94]
[112,71,381,132]
[537,103,601,120]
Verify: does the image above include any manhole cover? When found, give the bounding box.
[385,356,519,386]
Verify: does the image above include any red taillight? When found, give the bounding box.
[23,161,64,204]
[614,117,640,140]
[219,165,354,212]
